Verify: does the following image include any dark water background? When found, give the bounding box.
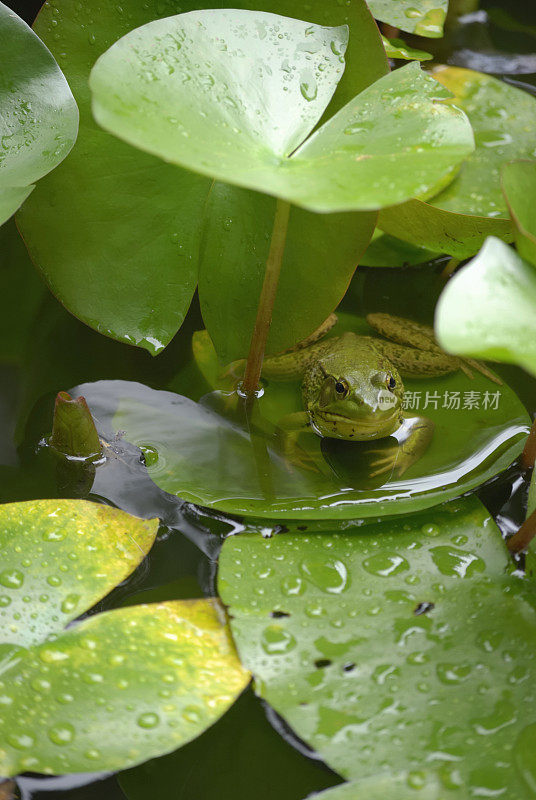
[2,0,536,797]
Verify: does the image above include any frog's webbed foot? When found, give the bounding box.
[274,412,322,473]
[368,416,434,478]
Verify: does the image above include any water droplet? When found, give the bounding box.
[0,569,24,589]
[48,723,75,746]
[61,594,81,614]
[301,559,348,593]
[7,732,34,750]
[137,712,160,728]
[261,624,297,654]
[362,553,409,578]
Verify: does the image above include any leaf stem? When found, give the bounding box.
[241,198,291,399]
[521,416,536,469]
[507,507,536,554]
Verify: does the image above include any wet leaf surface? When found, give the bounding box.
[218,496,536,796]
[0,599,248,776]
[501,159,536,267]
[0,499,157,647]
[435,237,536,377]
[91,29,473,214]
[70,310,529,520]
[380,67,536,257]
[381,36,432,61]
[368,0,448,37]
[0,500,248,775]
[17,0,387,354]
[307,773,469,799]
[0,1,78,225]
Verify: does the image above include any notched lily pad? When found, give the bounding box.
[91,25,473,214]
[71,311,528,520]
[218,496,536,797]
[17,0,388,354]
[0,1,78,225]
[381,67,536,257]
[0,500,248,775]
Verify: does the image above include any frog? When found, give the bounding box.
[256,312,501,477]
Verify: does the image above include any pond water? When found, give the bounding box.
[2,0,536,798]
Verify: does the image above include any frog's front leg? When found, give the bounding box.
[368,416,434,478]
[274,411,323,472]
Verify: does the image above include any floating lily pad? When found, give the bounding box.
[0,2,78,225]
[435,237,536,378]
[0,500,248,775]
[368,0,448,38]
[501,160,536,267]
[17,0,388,355]
[381,36,432,61]
[381,67,536,257]
[218,496,536,796]
[308,775,468,800]
[71,311,529,520]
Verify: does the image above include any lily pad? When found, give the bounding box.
[70,311,529,520]
[307,775,468,799]
[218,496,536,796]
[0,498,157,647]
[381,36,432,61]
[0,499,249,775]
[368,0,448,38]
[501,160,536,267]
[91,16,471,213]
[0,1,78,225]
[435,237,536,378]
[380,67,536,258]
[17,0,388,355]
[361,231,439,268]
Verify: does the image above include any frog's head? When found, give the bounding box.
[308,342,404,441]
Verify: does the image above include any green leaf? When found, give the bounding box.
[501,160,536,267]
[0,1,78,225]
[0,499,157,647]
[381,35,432,61]
[49,391,102,460]
[368,0,448,37]
[0,599,249,776]
[199,186,375,361]
[307,775,468,799]
[71,310,529,520]
[435,237,536,377]
[218,496,536,795]
[361,231,439,268]
[0,499,248,775]
[91,29,473,213]
[381,67,536,258]
[17,0,388,354]
[120,689,340,800]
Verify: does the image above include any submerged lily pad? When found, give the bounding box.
[218,496,536,796]
[435,237,536,378]
[18,0,388,354]
[71,311,529,520]
[381,67,536,257]
[0,500,248,775]
[0,2,78,225]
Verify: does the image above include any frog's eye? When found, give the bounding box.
[335,379,349,397]
[387,375,396,390]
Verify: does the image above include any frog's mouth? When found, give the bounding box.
[311,409,400,441]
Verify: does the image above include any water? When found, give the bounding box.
[2,0,536,797]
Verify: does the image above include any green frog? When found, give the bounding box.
[257,312,500,477]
